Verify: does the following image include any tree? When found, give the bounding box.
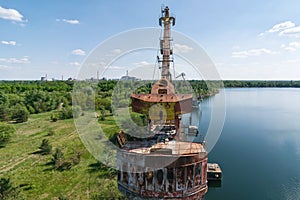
[0,178,23,200]
[99,106,106,121]
[72,105,82,118]
[11,105,29,123]
[0,92,9,105]
[95,97,112,112]
[58,106,73,120]
[51,148,72,171]
[39,139,52,155]
[50,113,58,122]
[0,123,15,147]
[52,148,64,169]
[0,105,10,122]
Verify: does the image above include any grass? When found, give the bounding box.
[0,112,124,199]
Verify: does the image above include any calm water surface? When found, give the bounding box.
[201,88,300,200]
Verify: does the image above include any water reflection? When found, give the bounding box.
[206,88,300,200]
[208,180,222,188]
[182,98,212,144]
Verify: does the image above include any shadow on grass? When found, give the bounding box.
[19,183,33,191]
[87,162,117,179]
[43,160,73,172]
[31,150,43,155]
[42,161,54,172]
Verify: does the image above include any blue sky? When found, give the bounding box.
[0,0,300,80]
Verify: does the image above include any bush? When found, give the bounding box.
[72,151,82,165]
[50,113,58,122]
[0,123,15,147]
[51,148,72,171]
[52,148,64,169]
[27,106,35,114]
[99,106,106,121]
[72,105,82,118]
[58,106,73,120]
[0,178,23,200]
[59,161,72,171]
[11,105,29,123]
[0,105,10,122]
[39,139,52,155]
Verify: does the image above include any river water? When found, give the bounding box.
[195,88,300,200]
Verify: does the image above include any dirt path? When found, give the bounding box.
[0,154,36,174]
[0,129,78,175]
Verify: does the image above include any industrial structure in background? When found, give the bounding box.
[117,6,210,199]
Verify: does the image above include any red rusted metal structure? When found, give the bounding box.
[117,6,208,199]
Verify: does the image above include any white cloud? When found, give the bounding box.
[57,19,80,24]
[69,62,81,66]
[0,6,24,22]
[282,46,296,52]
[71,49,86,56]
[268,21,295,33]
[279,26,300,37]
[289,42,300,48]
[259,21,300,37]
[0,56,30,64]
[63,19,80,24]
[281,42,300,51]
[173,43,193,53]
[134,61,152,67]
[232,48,277,58]
[1,40,16,46]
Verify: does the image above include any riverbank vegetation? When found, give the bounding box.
[223,80,300,88]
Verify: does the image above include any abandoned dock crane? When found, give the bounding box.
[117,6,208,199]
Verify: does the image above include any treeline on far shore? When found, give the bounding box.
[0,79,299,144]
[1,79,299,89]
[0,79,299,124]
[223,80,300,88]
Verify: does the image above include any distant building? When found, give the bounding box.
[120,75,139,81]
[120,70,139,81]
[41,74,48,81]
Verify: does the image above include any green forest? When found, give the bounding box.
[0,79,299,199]
[223,80,300,87]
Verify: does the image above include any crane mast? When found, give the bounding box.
[159,6,175,81]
